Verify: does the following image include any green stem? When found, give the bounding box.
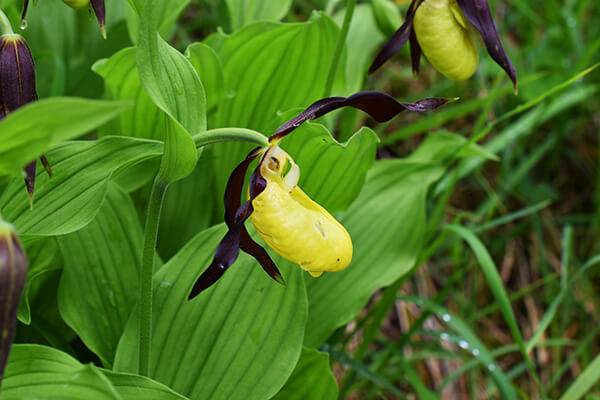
[138,176,168,376]
[0,9,14,35]
[193,127,269,148]
[323,0,356,97]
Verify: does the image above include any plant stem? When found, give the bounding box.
[0,9,14,35]
[192,127,269,148]
[323,0,356,97]
[138,176,168,376]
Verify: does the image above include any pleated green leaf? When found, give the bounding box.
[0,344,187,400]
[93,47,165,140]
[0,98,130,176]
[125,0,190,42]
[0,345,121,400]
[272,347,338,400]
[185,43,225,112]
[280,122,378,213]
[56,184,145,365]
[157,155,217,260]
[0,137,163,236]
[205,13,343,203]
[226,0,292,30]
[17,237,60,324]
[114,224,307,400]
[136,0,206,182]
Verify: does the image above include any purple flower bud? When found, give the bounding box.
[0,33,52,202]
[0,221,28,384]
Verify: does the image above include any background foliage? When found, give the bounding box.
[0,0,599,399]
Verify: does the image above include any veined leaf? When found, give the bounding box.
[0,98,130,176]
[57,184,147,365]
[0,137,163,236]
[1,344,187,399]
[225,0,292,31]
[271,347,338,400]
[114,225,307,400]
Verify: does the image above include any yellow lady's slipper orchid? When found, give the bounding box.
[188,91,455,299]
[250,146,352,277]
[370,0,517,91]
[412,0,478,81]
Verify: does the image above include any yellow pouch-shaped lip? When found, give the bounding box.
[62,0,90,9]
[413,0,478,81]
[250,147,353,277]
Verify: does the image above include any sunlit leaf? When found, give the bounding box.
[0,137,162,236]
[114,225,307,400]
[271,347,338,400]
[56,184,146,365]
[225,0,292,31]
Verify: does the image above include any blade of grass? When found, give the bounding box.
[444,224,544,397]
[526,254,600,353]
[400,296,518,400]
[559,353,600,400]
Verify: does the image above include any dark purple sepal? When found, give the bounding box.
[188,147,283,299]
[90,0,107,38]
[409,29,421,76]
[368,0,423,74]
[0,34,37,115]
[0,224,28,384]
[457,0,517,92]
[40,155,53,178]
[24,160,36,203]
[271,91,457,140]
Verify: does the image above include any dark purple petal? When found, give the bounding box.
[224,147,263,228]
[188,226,243,300]
[188,148,277,299]
[271,91,457,140]
[368,0,423,74]
[90,0,107,38]
[409,29,421,76]
[457,0,517,91]
[240,226,285,285]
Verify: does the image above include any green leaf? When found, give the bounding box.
[1,344,188,400]
[409,132,499,163]
[0,98,131,176]
[157,155,217,259]
[125,0,191,43]
[559,352,600,400]
[0,137,163,236]
[56,184,146,366]
[185,43,225,112]
[271,347,338,400]
[304,159,444,346]
[205,13,343,202]
[279,122,378,213]
[93,47,166,141]
[0,345,121,400]
[225,0,292,30]
[371,0,403,36]
[136,0,206,182]
[17,237,60,324]
[114,224,307,400]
